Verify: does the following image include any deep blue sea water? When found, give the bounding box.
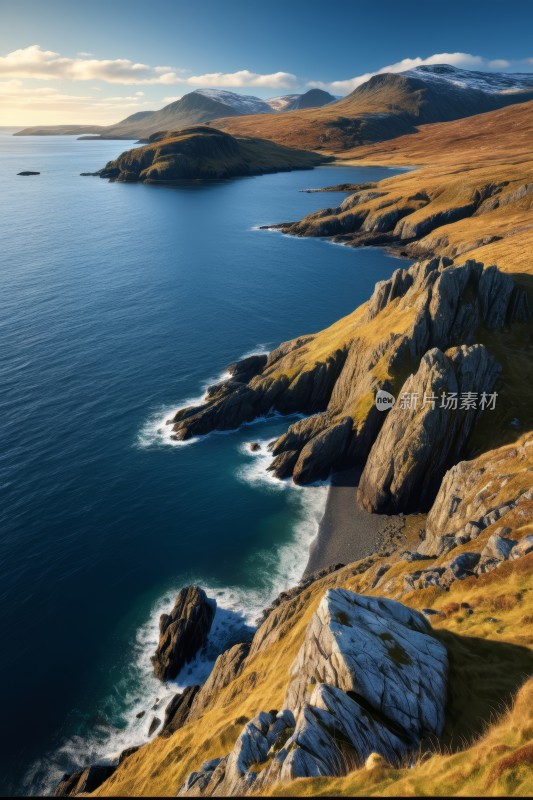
[0,130,405,795]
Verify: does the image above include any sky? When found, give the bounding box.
[1,0,532,125]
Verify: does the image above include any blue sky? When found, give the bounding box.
[1,0,532,124]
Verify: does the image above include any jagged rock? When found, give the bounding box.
[161,685,200,737]
[152,586,215,681]
[371,563,391,588]
[179,758,225,796]
[165,257,527,483]
[418,434,533,556]
[228,354,268,383]
[118,745,140,764]
[404,551,481,592]
[54,765,116,796]
[358,345,501,514]
[189,643,250,720]
[448,551,481,578]
[510,534,533,560]
[477,533,517,573]
[267,448,299,479]
[148,716,161,736]
[178,590,447,796]
[292,417,352,483]
[286,590,447,734]
[256,563,345,627]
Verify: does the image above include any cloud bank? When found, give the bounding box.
[0,45,296,88]
[308,52,525,93]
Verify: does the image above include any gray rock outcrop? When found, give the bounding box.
[178,589,448,796]
[357,344,501,514]
[166,257,528,487]
[418,434,533,556]
[153,586,215,681]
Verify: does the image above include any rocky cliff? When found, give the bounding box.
[177,589,448,796]
[169,256,529,506]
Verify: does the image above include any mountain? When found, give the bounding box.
[95,126,330,182]
[404,63,533,93]
[214,65,533,151]
[266,88,336,111]
[99,89,272,139]
[14,89,337,139]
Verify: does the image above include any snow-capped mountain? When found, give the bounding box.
[194,89,272,115]
[266,88,336,111]
[267,93,301,112]
[404,64,533,94]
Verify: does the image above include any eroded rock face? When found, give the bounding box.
[166,257,528,487]
[419,433,533,556]
[357,345,501,514]
[178,589,448,796]
[189,642,250,721]
[153,586,215,681]
[161,685,200,737]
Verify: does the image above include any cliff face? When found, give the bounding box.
[170,255,530,505]
[96,127,328,183]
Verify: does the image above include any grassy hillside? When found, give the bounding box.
[97,126,329,183]
[94,454,533,796]
[213,71,533,152]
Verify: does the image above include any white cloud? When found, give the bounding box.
[0,45,185,84]
[310,52,509,94]
[184,69,298,89]
[0,45,296,88]
[488,59,511,69]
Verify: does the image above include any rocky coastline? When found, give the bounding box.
[53,106,533,793]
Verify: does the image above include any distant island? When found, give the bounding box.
[94,126,330,182]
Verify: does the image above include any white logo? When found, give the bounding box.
[375,389,396,411]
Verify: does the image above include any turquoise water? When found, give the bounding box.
[0,130,405,794]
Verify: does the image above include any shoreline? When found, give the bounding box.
[304,469,403,577]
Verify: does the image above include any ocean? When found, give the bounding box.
[0,129,405,794]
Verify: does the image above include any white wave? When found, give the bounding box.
[136,345,271,449]
[27,458,328,795]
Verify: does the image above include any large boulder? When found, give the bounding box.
[178,589,448,796]
[153,586,215,681]
[357,345,501,514]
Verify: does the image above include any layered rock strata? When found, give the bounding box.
[177,589,448,796]
[169,257,528,496]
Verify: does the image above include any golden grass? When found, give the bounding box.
[96,535,533,797]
